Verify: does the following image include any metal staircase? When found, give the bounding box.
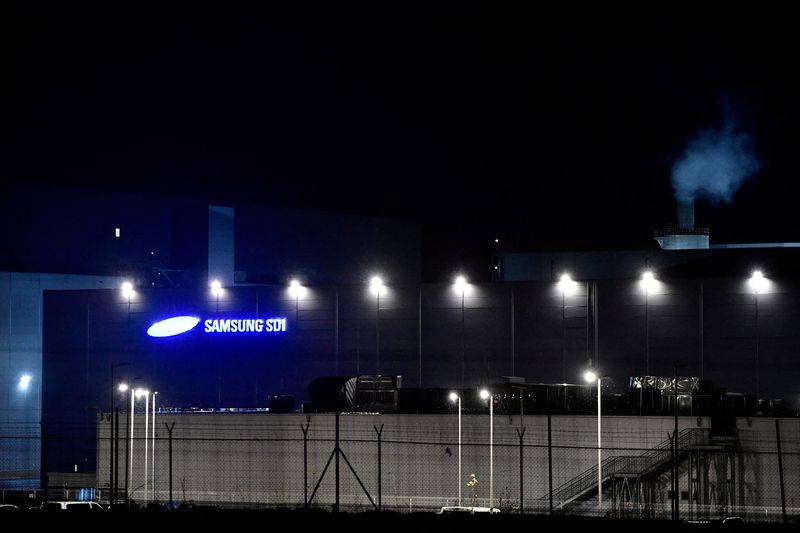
[543,428,710,507]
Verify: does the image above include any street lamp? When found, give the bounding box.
[18,373,40,483]
[640,271,658,376]
[121,281,134,301]
[210,280,223,312]
[110,362,129,505]
[370,276,385,374]
[584,370,602,512]
[479,388,493,509]
[116,381,128,504]
[113,380,130,505]
[288,279,305,323]
[673,363,686,522]
[151,391,157,504]
[449,392,462,506]
[454,275,469,387]
[143,390,151,504]
[19,373,40,412]
[749,270,768,399]
[130,388,148,503]
[558,274,577,382]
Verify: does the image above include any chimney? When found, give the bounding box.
[677,200,694,229]
[654,198,709,250]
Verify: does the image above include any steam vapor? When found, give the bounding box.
[671,117,760,204]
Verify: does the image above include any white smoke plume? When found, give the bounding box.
[671,116,760,204]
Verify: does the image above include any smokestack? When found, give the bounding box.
[677,200,695,229]
[655,198,709,250]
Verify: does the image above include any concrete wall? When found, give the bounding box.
[735,417,800,514]
[97,413,706,512]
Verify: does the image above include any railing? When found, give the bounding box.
[654,227,710,237]
[544,428,709,506]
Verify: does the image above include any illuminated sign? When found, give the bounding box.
[204,318,287,333]
[147,316,201,337]
[147,315,287,337]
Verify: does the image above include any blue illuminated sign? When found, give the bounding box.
[147,316,201,337]
[147,315,287,337]
[204,318,287,333]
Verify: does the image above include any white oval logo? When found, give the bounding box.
[147,316,201,337]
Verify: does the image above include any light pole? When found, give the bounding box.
[449,392,462,506]
[18,373,40,412]
[584,370,602,513]
[115,382,128,506]
[151,391,157,503]
[211,280,222,312]
[479,388,493,509]
[289,279,305,324]
[558,274,577,382]
[640,271,658,376]
[121,281,134,313]
[18,374,40,483]
[370,276,385,374]
[128,388,134,504]
[110,362,129,505]
[749,271,767,399]
[673,363,686,522]
[130,388,147,504]
[454,276,468,387]
[144,390,150,504]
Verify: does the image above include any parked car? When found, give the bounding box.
[41,501,104,511]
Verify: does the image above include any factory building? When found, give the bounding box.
[3,184,799,519]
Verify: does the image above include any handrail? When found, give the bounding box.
[654,227,710,237]
[543,428,709,505]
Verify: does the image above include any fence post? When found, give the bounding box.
[516,426,526,514]
[547,413,553,515]
[164,422,175,505]
[335,411,340,513]
[114,407,121,505]
[301,421,310,507]
[667,431,675,521]
[374,424,384,511]
[40,422,49,504]
[775,419,786,524]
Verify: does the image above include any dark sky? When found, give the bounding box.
[5,5,800,280]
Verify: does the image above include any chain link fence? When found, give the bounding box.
[2,413,798,523]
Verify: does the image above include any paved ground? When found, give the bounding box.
[0,508,797,531]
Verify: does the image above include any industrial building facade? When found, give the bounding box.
[4,184,800,521]
[41,273,800,476]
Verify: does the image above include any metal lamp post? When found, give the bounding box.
[479,388,493,509]
[641,271,658,376]
[673,363,686,522]
[558,274,576,382]
[449,392,462,506]
[110,362,129,505]
[114,381,129,505]
[454,276,468,387]
[749,271,767,399]
[130,388,148,504]
[211,280,222,312]
[370,276,385,374]
[584,370,603,513]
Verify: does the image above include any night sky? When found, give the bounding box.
[5,5,799,281]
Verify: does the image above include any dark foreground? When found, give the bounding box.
[0,508,798,531]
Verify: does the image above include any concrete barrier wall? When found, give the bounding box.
[97,412,708,511]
